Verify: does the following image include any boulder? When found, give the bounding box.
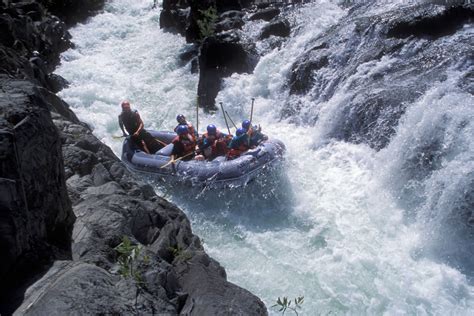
[197,33,258,110]
[249,8,280,21]
[259,18,291,40]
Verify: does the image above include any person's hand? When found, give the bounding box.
[257,124,262,132]
[194,155,205,161]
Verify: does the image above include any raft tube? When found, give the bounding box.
[121,130,286,187]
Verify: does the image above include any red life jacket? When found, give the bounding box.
[175,122,197,142]
[226,142,248,160]
[172,134,196,156]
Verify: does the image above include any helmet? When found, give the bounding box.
[177,125,189,135]
[236,128,246,136]
[242,120,251,130]
[176,114,186,124]
[207,124,217,135]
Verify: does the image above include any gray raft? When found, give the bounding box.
[121,130,286,187]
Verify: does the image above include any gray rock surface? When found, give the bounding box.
[0,76,75,314]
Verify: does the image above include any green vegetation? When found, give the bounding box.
[168,245,192,262]
[197,6,218,39]
[115,236,146,284]
[272,296,305,315]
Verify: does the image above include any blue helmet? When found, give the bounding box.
[177,124,189,135]
[242,119,251,130]
[176,114,186,123]
[236,127,246,136]
[207,124,217,135]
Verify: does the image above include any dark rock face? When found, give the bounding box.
[249,7,280,21]
[259,18,291,40]
[42,0,106,26]
[160,1,260,109]
[0,0,72,90]
[0,76,75,314]
[286,2,473,150]
[198,33,258,110]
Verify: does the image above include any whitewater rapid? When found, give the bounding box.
[56,0,474,314]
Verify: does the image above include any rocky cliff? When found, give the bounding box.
[0,1,267,314]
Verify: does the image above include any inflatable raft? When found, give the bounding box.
[121,130,286,187]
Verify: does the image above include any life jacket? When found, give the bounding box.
[120,110,140,134]
[172,134,196,156]
[226,134,249,160]
[174,122,197,142]
[201,131,228,159]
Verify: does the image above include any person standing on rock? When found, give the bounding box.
[118,100,163,154]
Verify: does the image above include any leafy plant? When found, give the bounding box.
[272,296,304,316]
[197,6,218,39]
[115,236,144,284]
[168,245,192,262]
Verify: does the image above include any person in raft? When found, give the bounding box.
[171,125,196,161]
[242,119,268,147]
[226,127,251,160]
[118,100,163,154]
[195,124,231,161]
[174,114,198,142]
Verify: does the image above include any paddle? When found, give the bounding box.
[220,102,231,135]
[250,97,255,125]
[160,151,194,169]
[248,98,255,146]
[225,110,237,129]
[196,97,199,137]
[113,134,168,146]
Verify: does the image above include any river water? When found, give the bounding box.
[56,0,474,314]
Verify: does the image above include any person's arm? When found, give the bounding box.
[133,113,144,136]
[118,114,127,136]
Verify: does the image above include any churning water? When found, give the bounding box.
[57,0,474,314]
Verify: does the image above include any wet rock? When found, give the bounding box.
[387,5,474,39]
[215,15,245,33]
[285,2,473,149]
[249,7,281,21]
[289,54,329,95]
[259,18,291,40]
[198,33,258,110]
[46,73,69,93]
